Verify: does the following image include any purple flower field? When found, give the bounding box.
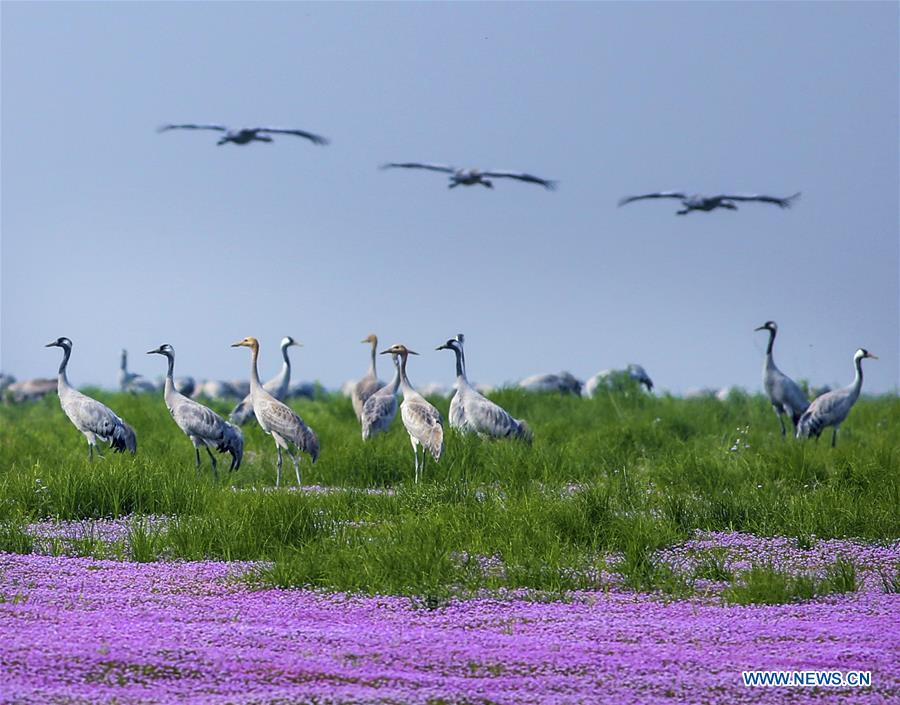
[1,551,897,704]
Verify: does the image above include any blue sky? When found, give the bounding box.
[2,2,897,393]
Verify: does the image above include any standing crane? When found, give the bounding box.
[231,337,318,486]
[360,353,400,440]
[436,334,531,441]
[755,321,810,435]
[45,337,136,459]
[796,348,877,447]
[119,349,157,393]
[147,344,242,475]
[352,334,384,422]
[230,336,300,425]
[380,344,443,482]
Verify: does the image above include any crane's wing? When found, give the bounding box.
[380,162,456,174]
[715,192,801,208]
[157,124,227,133]
[481,170,557,190]
[173,397,228,440]
[401,398,444,459]
[618,192,687,206]
[254,128,329,145]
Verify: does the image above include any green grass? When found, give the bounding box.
[723,559,859,605]
[1,388,898,598]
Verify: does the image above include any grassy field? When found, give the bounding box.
[1,387,897,599]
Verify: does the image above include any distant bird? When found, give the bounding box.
[380,163,556,190]
[174,376,196,398]
[755,321,810,436]
[45,337,136,459]
[360,353,401,440]
[380,344,443,482]
[618,191,800,215]
[230,336,300,426]
[583,365,654,397]
[627,364,654,392]
[232,337,318,486]
[437,334,531,441]
[0,373,15,392]
[5,377,57,403]
[118,349,157,393]
[196,380,241,400]
[796,348,877,447]
[519,371,583,395]
[147,344,242,475]
[157,123,329,147]
[352,334,384,422]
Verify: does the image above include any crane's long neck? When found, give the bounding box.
[452,344,467,383]
[399,352,413,394]
[120,350,127,373]
[849,354,864,398]
[765,328,776,357]
[162,352,176,397]
[279,343,292,384]
[248,344,262,390]
[368,339,377,377]
[387,356,401,393]
[57,346,72,387]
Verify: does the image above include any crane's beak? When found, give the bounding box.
[379,349,392,355]
[146,349,160,355]
[436,344,447,351]
[868,353,879,359]
[754,325,767,331]
[44,341,57,348]
[407,349,419,355]
[230,341,243,348]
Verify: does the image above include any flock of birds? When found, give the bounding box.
[33,325,876,487]
[155,121,802,208]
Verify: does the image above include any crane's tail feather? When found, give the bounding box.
[515,419,534,444]
[110,421,137,454]
[795,410,820,439]
[217,423,244,471]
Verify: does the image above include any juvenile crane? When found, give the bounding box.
[380,344,443,482]
[232,337,319,486]
[352,334,384,422]
[230,336,300,425]
[46,337,136,459]
[796,348,877,447]
[755,321,810,435]
[147,344,242,475]
[618,191,800,215]
[437,334,531,441]
[360,353,400,440]
[157,123,329,147]
[380,163,556,190]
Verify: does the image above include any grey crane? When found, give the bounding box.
[380,163,556,190]
[437,334,531,441]
[796,348,877,447]
[45,337,136,459]
[755,321,810,435]
[231,337,319,486]
[352,334,384,422]
[230,336,300,425]
[583,365,654,397]
[5,377,57,403]
[519,371,583,395]
[380,343,443,483]
[618,191,800,215]
[119,349,157,393]
[360,353,400,440]
[157,123,329,147]
[147,344,242,475]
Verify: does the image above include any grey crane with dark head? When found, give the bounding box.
[796,348,877,447]
[360,353,401,440]
[157,124,329,147]
[352,334,385,423]
[230,336,300,426]
[232,337,319,486]
[437,334,531,441]
[46,337,136,459]
[380,163,556,190]
[618,191,800,215]
[118,349,156,393]
[754,321,810,436]
[380,343,443,483]
[147,344,242,475]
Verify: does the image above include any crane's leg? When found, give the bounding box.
[205,446,218,479]
[411,440,419,484]
[285,446,302,486]
[275,445,283,487]
[88,443,93,462]
[831,428,838,448]
[195,447,202,469]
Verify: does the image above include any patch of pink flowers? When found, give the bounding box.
[1,553,897,704]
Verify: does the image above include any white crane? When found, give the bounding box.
[755,321,810,435]
[157,123,329,147]
[230,336,300,425]
[118,349,157,393]
[380,163,556,190]
[796,348,877,447]
[437,334,531,441]
[360,353,401,440]
[231,337,319,486]
[352,334,384,422]
[45,337,136,459]
[618,191,800,215]
[147,344,242,475]
[380,343,443,482]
